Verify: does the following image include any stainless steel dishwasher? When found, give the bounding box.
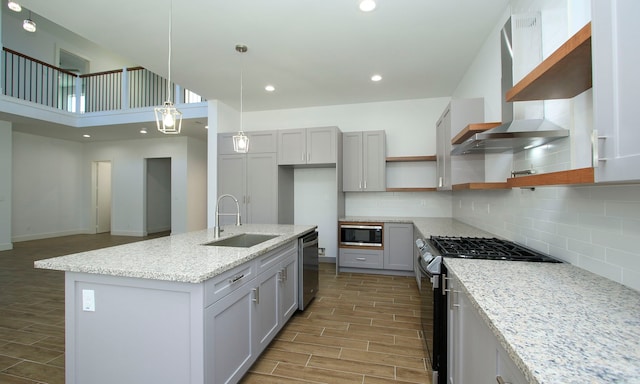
[298,231,319,310]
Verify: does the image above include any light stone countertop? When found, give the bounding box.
[34,224,316,283]
[445,258,640,384]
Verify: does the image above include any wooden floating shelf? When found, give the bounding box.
[386,156,436,162]
[452,183,510,190]
[507,167,594,187]
[507,22,592,102]
[451,122,502,145]
[386,187,438,192]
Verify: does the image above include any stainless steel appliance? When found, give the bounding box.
[416,235,561,384]
[298,231,319,310]
[339,222,383,248]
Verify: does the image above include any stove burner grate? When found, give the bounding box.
[429,236,561,262]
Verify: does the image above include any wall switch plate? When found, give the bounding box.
[82,289,95,312]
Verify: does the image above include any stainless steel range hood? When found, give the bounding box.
[451,15,569,155]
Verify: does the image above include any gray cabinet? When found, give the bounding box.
[338,248,383,269]
[383,223,413,271]
[205,281,255,384]
[447,273,526,384]
[218,131,285,225]
[278,126,338,165]
[255,263,280,352]
[436,99,484,190]
[218,131,278,155]
[280,250,298,321]
[343,131,386,192]
[593,0,640,182]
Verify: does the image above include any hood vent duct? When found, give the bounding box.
[452,15,569,155]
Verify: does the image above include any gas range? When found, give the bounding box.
[428,236,562,263]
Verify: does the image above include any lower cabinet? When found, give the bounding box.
[339,248,383,269]
[383,223,414,271]
[205,241,298,384]
[447,274,527,384]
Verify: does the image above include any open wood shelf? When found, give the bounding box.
[506,22,592,102]
[386,187,438,192]
[507,167,594,187]
[386,156,436,162]
[452,183,509,190]
[451,122,502,145]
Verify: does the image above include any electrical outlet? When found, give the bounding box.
[82,289,95,312]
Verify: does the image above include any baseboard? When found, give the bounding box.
[12,229,85,243]
[319,256,336,263]
[111,230,147,237]
[0,242,13,251]
[147,226,171,234]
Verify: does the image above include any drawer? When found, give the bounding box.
[204,262,256,307]
[256,240,297,274]
[339,249,383,269]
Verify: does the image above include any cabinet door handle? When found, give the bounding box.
[307,152,310,162]
[252,287,260,304]
[496,375,511,384]
[364,180,367,189]
[356,257,366,261]
[284,267,288,281]
[359,181,362,189]
[591,129,608,167]
[302,152,305,161]
[229,274,245,284]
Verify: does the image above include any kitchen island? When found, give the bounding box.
[35,224,316,384]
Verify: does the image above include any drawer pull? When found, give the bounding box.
[356,257,367,261]
[229,274,245,284]
[496,375,511,384]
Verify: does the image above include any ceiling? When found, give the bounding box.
[13,0,509,142]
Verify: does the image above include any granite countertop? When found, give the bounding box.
[445,258,640,384]
[35,224,316,284]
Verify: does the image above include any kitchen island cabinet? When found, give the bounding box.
[35,224,315,384]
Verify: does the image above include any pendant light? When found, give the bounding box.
[233,44,249,153]
[154,0,182,134]
[23,11,36,32]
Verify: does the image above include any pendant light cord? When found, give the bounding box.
[167,0,173,103]
[240,66,243,133]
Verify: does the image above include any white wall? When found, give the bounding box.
[0,122,12,250]
[2,8,134,71]
[12,132,84,241]
[84,137,207,236]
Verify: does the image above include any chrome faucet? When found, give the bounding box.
[214,194,242,238]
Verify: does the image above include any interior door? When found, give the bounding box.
[95,161,111,233]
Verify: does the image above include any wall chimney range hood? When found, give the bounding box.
[451,15,569,155]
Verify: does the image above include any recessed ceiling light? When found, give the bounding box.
[8,1,22,12]
[265,85,275,92]
[83,134,91,138]
[371,74,382,82]
[140,128,147,134]
[359,0,376,12]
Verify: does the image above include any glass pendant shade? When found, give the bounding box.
[154,101,182,134]
[8,1,22,12]
[233,132,249,153]
[23,17,36,32]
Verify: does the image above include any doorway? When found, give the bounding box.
[146,158,172,234]
[93,161,112,234]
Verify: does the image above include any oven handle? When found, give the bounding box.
[340,224,383,230]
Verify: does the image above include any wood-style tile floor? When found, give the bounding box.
[242,263,431,384]
[1,234,430,384]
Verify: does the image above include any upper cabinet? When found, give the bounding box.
[436,98,485,191]
[218,131,277,155]
[278,126,338,165]
[343,131,386,192]
[592,0,640,183]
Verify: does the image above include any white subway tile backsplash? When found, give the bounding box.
[606,248,640,273]
[454,183,640,291]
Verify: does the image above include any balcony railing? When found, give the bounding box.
[2,47,205,114]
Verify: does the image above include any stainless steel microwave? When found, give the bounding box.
[339,222,383,248]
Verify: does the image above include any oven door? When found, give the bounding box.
[418,257,447,384]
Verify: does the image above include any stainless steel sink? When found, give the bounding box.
[203,233,279,248]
